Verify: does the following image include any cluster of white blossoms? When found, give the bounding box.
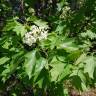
[23,25,49,46]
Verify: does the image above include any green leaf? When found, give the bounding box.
[3,19,17,31]
[0,57,10,65]
[70,69,79,76]
[57,0,65,11]
[24,50,36,79]
[55,23,65,34]
[78,70,87,91]
[50,56,65,81]
[3,19,27,37]
[0,36,8,45]
[34,19,48,28]
[13,22,27,37]
[75,53,86,65]
[70,69,87,91]
[71,75,82,90]
[1,51,24,82]
[48,33,59,49]
[24,50,47,79]
[35,57,47,74]
[35,68,50,88]
[57,64,72,82]
[40,33,59,49]
[1,64,11,82]
[67,50,81,62]
[9,52,24,73]
[39,39,51,49]
[58,38,79,52]
[27,16,37,22]
[84,56,96,78]
[2,41,10,49]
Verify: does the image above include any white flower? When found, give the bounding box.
[23,24,49,46]
[39,26,49,31]
[23,33,36,46]
[30,25,38,30]
[38,31,48,40]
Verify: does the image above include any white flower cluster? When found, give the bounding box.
[23,25,49,46]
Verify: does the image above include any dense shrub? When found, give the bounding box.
[0,0,96,95]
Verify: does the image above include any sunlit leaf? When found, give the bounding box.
[58,38,79,52]
[75,53,86,65]
[13,22,27,37]
[34,19,48,28]
[0,57,10,65]
[50,56,65,81]
[24,50,47,79]
[84,56,96,78]
[24,50,36,79]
